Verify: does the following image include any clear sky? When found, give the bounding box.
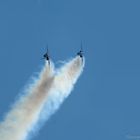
[0,0,140,140]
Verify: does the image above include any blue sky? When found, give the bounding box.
[0,0,140,140]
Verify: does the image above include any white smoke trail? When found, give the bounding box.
[0,56,85,140]
[0,61,55,140]
[39,56,85,121]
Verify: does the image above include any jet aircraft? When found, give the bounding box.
[77,42,83,58]
[43,46,50,65]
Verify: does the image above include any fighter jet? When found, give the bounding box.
[43,46,50,65]
[77,42,83,58]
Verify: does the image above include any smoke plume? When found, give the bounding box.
[0,56,85,140]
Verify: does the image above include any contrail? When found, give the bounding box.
[0,56,85,140]
[39,56,85,122]
[0,62,55,140]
